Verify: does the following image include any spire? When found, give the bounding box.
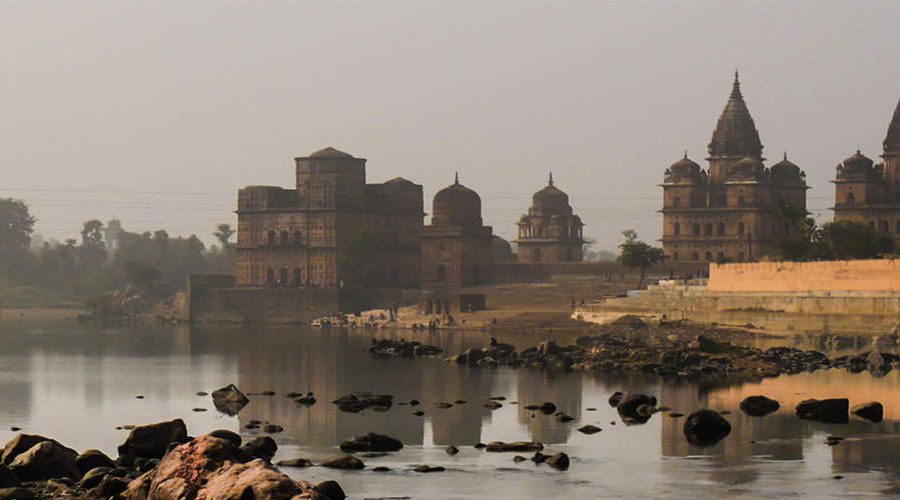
[684,150,688,159]
[708,71,764,159]
[784,152,787,161]
[454,172,459,185]
[548,172,554,186]
[885,94,900,155]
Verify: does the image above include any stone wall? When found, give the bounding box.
[709,259,900,293]
[493,261,705,283]
[187,275,340,323]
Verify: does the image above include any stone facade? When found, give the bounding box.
[514,173,584,263]
[235,147,423,290]
[420,174,493,313]
[832,95,900,236]
[661,73,808,263]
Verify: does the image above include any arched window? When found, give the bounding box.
[738,196,746,207]
[846,192,855,205]
[738,222,745,235]
[705,251,713,261]
[882,221,890,234]
[280,230,290,245]
[279,267,288,286]
[717,223,725,236]
[673,223,681,236]
[692,223,701,236]
[704,223,713,236]
[673,252,680,261]
[293,267,303,286]
[293,230,303,245]
[673,197,681,208]
[267,230,277,245]
[266,268,275,284]
[691,252,700,261]
[717,251,725,261]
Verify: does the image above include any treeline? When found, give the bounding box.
[775,218,894,261]
[0,198,235,306]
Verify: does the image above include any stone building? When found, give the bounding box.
[235,147,423,290]
[660,73,808,263]
[514,173,584,262]
[832,95,900,235]
[420,174,493,313]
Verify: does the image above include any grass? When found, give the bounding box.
[0,283,86,309]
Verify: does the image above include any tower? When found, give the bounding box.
[514,173,585,262]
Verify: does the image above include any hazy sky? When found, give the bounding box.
[1,1,899,250]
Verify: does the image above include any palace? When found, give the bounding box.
[832,95,900,235]
[514,173,585,263]
[660,73,808,263]
[234,147,423,289]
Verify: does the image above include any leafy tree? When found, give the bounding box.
[821,221,893,259]
[213,224,236,249]
[80,220,104,247]
[618,230,666,287]
[0,198,37,280]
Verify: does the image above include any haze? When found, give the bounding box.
[1,0,898,250]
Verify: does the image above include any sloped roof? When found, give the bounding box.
[884,94,900,154]
[708,72,764,159]
[308,147,354,159]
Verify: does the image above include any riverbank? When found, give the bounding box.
[0,308,84,321]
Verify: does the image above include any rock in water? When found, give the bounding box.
[414,465,446,473]
[8,441,80,482]
[608,392,624,407]
[339,433,403,453]
[211,384,250,416]
[445,446,459,455]
[276,458,312,468]
[240,436,278,461]
[851,401,884,423]
[683,409,732,447]
[75,449,116,475]
[321,455,365,470]
[317,480,346,500]
[546,452,570,470]
[739,396,781,417]
[331,392,393,413]
[117,419,189,459]
[795,398,849,424]
[485,441,544,452]
[868,351,892,377]
[616,394,657,424]
[577,425,602,435]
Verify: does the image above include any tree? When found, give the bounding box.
[213,224,235,249]
[821,221,893,260]
[0,199,37,280]
[618,230,666,288]
[80,220,104,247]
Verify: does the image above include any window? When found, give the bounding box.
[293,230,303,245]
[705,252,713,261]
[738,222,745,236]
[674,223,681,236]
[717,251,725,261]
[896,221,900,235]
[691,252,700,261]
[267,231,276,245]
[704,223,713,236]
[738,196,746,207]
[738,251,745,261]
[717,223,725,236]
[266,268,275,284]
[673,197,681,208]
[279,267,288,286]
[846,192,855,205]
[882,221,890,234]
[436,265,446,282]
[673,252,680,261]
[692,224,701,236]
[293,267,303,286]
[280,230,290,245]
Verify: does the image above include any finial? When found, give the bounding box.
[730,69,742,99]
[783,152,787,161]
[454,172,459,184]
[857,148,861,155]
[684,150,688,159]
[548,172,554,186]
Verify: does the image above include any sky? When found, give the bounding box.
[1,0,898,251]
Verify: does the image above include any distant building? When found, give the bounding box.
[420,174,493,313]
[235,147,423,289]
[514,173,584,262]
[491,235,516,262]
[660,73,808,263]
[104,218,124,256]
[832,95,900,235]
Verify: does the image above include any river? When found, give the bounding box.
[0,318,898,498]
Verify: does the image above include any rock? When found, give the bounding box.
[1,435,51,466]
[117,419,188,459]
[241,436,278,461]
[556,414,575,423]
[537,340,560,356]
[414,465,445,473]
[276,458,312,468]
[208,429,242,448]
[851,401,884,423]
[474,443,486,449]
[530,452,548,464]
[688,335,726,353]
[412,411,425,417]
[435,402,454,409]
[636,404,655,418]
[616,394,657,424]
[454,400,467,405]
[321,455,364,470]
[740,396,780,417]
[340,433,403,453]
[512,455,527,463]
[197,459,320,499]
[317,480,346,500]
[75,449,116,475]
[78,467,117,489]
[372,466,391,472]
[577,425,602,435]
[296,394,317,406]
[483,401,503,410]
[0,487,35,499]
[485,441,544,452]
[445,446,459,455]
[669,412,684,418]
[0,465,19,488]
[413,344,443,357]
[524,402,556,414]
[123,435,252,499]
[87,475,130,498]
[408,399,420,406]
[263,424,284,434]
[683,409,732,447]
[868,351,892,377]
[8,441,80,482]
[211,384,250,416]
[546,452,570,471]
[796,398,849,424]
[332,392,393,413]
[608,392,624,407]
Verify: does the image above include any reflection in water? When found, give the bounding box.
[0,319,899,498]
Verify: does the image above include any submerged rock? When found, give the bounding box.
[276,458,313,468]
[851,402,884,423]
[740,396,780,417]
[683,409,732,447]
[413,465,445,473]
[339,433,403,453]
[796,398,849,424]
[616,393,657,424]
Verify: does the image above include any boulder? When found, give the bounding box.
[75,449,116,475]
[197,459,321,499]
[688,335,726,353]
[485,441,544,452]
[208,429,242,448]
[796,398,849,424]
[86,475,130,498]
[211,384,250,416]
[546,452,569,471]
[296,394,317,406]
[578,425,602,435]
[851,401,884,423]
[117,419,189,459]
[241,436,278,461]
[0,465,19,488]
[683,409,732,447]
[740,396,781,417]
[616,394,657,424]
[321,455,364,470]
[78,467,117,489]
[445,446,459,455]
[537,340,560,356]
[1,435,51,466]
[8,440,80,482]
[340,433,403,453]
[483,401,503,410]
[608,392,624,407]
[317,480,346,500]
[276,458,312,468]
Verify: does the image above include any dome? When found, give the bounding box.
[730,156,764,180]
[383,177,417,188]
[771,153,802,175]
[667,153,702,181]
[842,150,874,171]
[308,147,354,159]
[432,173,482,226]
[530,173,572,215]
